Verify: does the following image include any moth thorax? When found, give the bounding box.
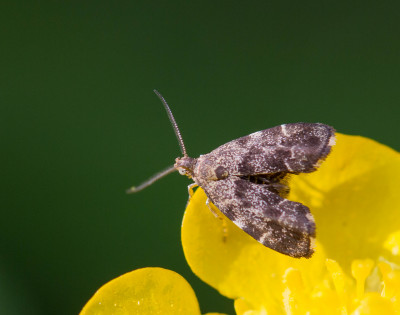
[174,156,196,178]
[195,156,229,181]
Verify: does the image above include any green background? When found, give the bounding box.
[1,1,399,314]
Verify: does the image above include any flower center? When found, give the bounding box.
[281,258,400,315]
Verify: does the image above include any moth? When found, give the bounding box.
[127,90,335,258]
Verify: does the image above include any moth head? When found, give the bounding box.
[175,156,196,178]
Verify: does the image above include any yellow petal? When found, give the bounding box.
[80,267,201,315]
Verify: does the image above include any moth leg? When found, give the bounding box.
[206,198,228,243]
[206,198,219,218]
[187,183,198,199]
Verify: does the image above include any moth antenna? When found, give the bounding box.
[126,165,176,194]
[153,89,188,157]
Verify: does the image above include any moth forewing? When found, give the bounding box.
[194,123,335,178]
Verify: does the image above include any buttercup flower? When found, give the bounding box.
[182,133,400,314]
[81,133,400,314]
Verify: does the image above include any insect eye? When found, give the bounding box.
[178,168,187,175]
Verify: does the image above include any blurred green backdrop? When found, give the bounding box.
[1,1,399,314]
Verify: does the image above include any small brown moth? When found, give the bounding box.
[127,90,335,258]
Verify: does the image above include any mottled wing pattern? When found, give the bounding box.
[202,176,316,258]
[198,123,335,176]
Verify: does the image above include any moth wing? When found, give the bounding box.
[198,123,335,177]
[202,176,315,258]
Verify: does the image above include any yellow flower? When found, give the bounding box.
[81,133,400,314]
[80,267,203,315]
[182,133,400,314]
